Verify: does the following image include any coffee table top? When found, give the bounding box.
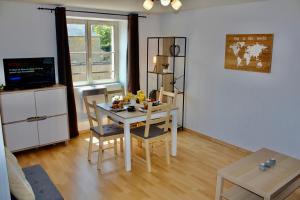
[219,148,300,197]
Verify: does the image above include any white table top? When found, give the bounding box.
[97,103,178,120]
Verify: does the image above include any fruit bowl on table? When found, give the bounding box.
[110,101,126,112]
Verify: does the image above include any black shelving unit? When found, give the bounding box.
[146,36,187,129]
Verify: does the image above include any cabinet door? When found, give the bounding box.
[3,121,39,152]
[38,115,69,145]
[0,92,36,123]
[35,88,67,117]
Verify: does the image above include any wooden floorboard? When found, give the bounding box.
[15,131,300,200]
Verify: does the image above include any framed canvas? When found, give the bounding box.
[224,34,274,73]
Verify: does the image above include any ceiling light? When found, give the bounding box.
[143,0,154,11]
[171,0,182,11]
[160,0,171,6]
[143,0,182,11]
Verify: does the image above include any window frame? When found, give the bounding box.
[67,18,119,86]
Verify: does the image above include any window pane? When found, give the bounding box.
[67,23,88,83]
[91,24,114,82]
[91,53,114,80]
[91,24,113,52]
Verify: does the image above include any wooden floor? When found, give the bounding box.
[16,131,300,200]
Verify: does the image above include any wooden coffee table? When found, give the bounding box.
[215,148,300,200]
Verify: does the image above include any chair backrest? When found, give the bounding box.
[144,103,171,138]
[158,87,178,106]
[107,86,125,100]
[82,88,108,133]
[82,88,108,103]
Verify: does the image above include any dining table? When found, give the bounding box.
[96,103,178,172]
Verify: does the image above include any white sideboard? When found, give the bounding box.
[0,85,69,152]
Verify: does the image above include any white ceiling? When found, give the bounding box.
[5,0,270,13]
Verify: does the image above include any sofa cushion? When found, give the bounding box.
[6,157,35,200]
[5,147,26,179]
[22,165,63,200]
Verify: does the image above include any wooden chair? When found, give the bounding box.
[107,86,125,97]
[131,103,171,172]
[158,87,178,106]
[83,88,124,171]
[157,87,177,129]
[106,86,125,125]
[107,86,143,149]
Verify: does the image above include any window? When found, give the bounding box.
[67,19,119,85]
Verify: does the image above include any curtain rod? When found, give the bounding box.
[38,7,147,18]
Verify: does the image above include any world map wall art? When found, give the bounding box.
[224,34,274,73]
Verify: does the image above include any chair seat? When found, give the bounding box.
[91,124,124,137]
[131,125,166,139]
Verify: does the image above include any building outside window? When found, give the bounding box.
[67,19,119,86]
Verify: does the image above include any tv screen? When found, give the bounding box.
[3,57,55,89]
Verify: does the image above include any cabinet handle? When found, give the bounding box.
[37,116,47,121]
[26,116,48,122]
[26,117,37,122]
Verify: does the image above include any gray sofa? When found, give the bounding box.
[11,165,63,200]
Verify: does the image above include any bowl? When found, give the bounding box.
[265,159,276,167]
[259,163,268,171]
[127,106,136,112]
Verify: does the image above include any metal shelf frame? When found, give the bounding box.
[146,36,187,129]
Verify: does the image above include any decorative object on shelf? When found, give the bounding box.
[225,34,274,73]
[169,44,180,56]
[143,0,182,11]
[149,90,157,100]
[147,36,187,129]
[153,55,169,73]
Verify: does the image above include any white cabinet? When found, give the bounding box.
[38,115,69,145]
[0,91,36,124]
[3,121,39,151]
[35,88,67,117]
[0,85,69,152]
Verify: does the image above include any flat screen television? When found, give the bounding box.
[3,57,55,90]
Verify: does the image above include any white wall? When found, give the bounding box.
[0,1,57,84]
[158,0,300,158]
[139,14,161,92]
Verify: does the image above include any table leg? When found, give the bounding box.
[171,111,177,156]
[124,122,131,172]
[273,178,300,200]
[215,175,224,200]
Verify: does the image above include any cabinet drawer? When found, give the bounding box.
[38,115,69,145]
[3,121,39,152]
[0,92,36,123]
[35,88,67,117]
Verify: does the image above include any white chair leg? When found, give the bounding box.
[114,139,118,158]
[97,140,103,171]
[88,132,93,162]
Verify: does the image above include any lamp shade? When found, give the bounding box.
[160,0,171,6]
[171,0,182,10]
[143,0,154,10]
[153,56,157,64]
